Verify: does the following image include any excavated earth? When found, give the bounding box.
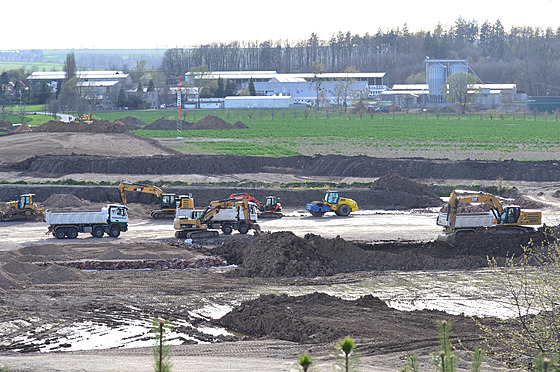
[2,128,560,370]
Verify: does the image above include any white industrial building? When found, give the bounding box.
[28,71,130,108]
[186,70,387,107]
[224,96,293,109]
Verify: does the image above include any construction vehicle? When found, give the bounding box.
[305,191,358,217]
[1,194,45,221]
[437,190,542,243]
[174,198,260,239]
[46,204,128,239]
[228,192,283,218]
[118,181,190,219]
[71,113,93,124]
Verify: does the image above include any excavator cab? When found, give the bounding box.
[500,206,521,224]
[264,196,281,212]
[160,194,177,211]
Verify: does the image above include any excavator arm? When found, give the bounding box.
[446,191,503,234]
[118,181,164,206]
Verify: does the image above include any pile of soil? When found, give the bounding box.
[115,116,146,126]
[0,258,85,290]
[43,193,88,209]
[143,115,247,131]
[144,118,192,130]
[0,120,12,130]
[14,123,31,132]
[211,229,556,278]
[191,115,235,130]
[370,173,443,208]
[216,292,490,346]
[33,120,136,133]
[234,121,249,129]
[6,154,560,182]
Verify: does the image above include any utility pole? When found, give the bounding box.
[176,77,182,140]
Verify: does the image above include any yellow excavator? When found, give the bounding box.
[71,113,93,124]
[438,190,542,243]
[118,181,191,219]
[1,194,45,221]
[174,197,260,239]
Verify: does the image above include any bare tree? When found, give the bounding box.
[337,66,358,113]
[441,72,480,114]
[186,65,210,109]
[310,61,324,110]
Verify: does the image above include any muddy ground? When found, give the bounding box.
[1,130,560,371]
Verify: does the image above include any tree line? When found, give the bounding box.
[162,19,560,95]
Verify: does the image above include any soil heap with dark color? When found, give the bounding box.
[144,118,193,130]
[32,120,136,133]
[115,116,147,126]
[215,292,492,347]
[370,173,443,208]
[191,115,238,130]
[143,115,247,131]
[210,229,555,277]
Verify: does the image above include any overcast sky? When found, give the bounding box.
[4,0,559,50]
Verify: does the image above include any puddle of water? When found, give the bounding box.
[12,317,233,353]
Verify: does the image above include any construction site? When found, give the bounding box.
[1,118,560,371]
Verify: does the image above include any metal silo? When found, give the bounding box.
[428,62,446,96]
[449,62,468,76]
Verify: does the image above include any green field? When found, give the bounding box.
[0,61,62,73]
[7,108,560,159]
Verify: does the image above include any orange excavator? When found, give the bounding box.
[227,193,283,218]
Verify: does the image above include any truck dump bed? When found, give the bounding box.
[436,211,495,228]
[46,208,108,225]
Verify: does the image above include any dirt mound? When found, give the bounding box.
[116,116,146,126]
[212,229,556,278]
[144,118,193,130]
[216,292,486,345]
[0,269,24,290]
[213,231,337,277]
[370,173,443,208]
[191,115,234,130]
[371,173,434,195]
[43,194,88,209]
[233,121,249,129]
[13,123,31,132]
[2,258,43,275]
[0,121,12,130]
[33,120,136,133]
[27,264,85,284]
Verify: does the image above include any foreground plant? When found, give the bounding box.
[334,336,359,372]
[481,232,560,368]
[153,318,173,372]
[297,353,314,372]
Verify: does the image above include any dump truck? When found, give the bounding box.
[46,204,128,239]
[174,198,260,239]
[437,191,542,243]
[306,191,358,217]
[1,194,45,221]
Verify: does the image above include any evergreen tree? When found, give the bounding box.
[248,77,256,96]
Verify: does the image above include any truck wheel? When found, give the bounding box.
[221,224,233,235]
[338,204,351,216]
[55,228,66,239]
[93,227,104,238]
[66,228,79,239]
[109,226,121,238]
[238,223,249,235]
